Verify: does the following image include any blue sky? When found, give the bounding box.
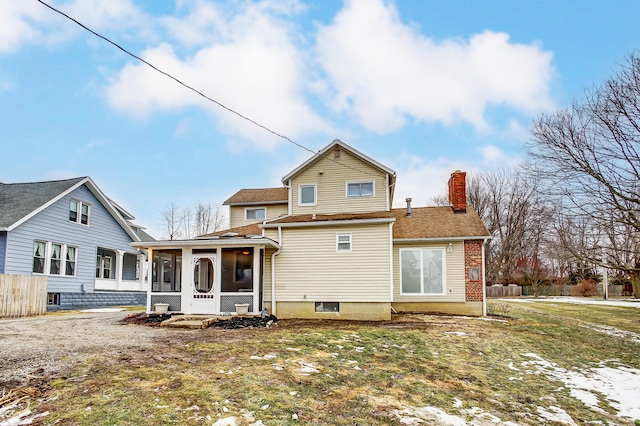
[1,0,639,238]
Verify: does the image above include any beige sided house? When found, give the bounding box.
[134,140,490,320]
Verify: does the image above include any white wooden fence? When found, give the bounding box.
[0,274,48,318]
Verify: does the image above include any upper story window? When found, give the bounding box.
[347,181,374,197]
[245,207,266,220]
[69,200,90,225]
[336,233,352,252]
[33,240,78,277]
[299,184,317,206]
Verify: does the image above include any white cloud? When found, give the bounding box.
[315,0,555,133]
[0,0,147,54]
[389,153,465,208]
[106,0,330,149]
[0,2,49,53]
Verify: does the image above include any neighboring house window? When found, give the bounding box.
[32,241,78,276]
[33,241,46,274]
[400,248,446,295]
[96,255,112,279]
[245,207,266,220]
[299,184,317,206]
[47,293,60,305]
[347,181,374,197]
[336,233,352,252]
[69,200,90,225]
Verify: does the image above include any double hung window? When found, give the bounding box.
[69,200,90,225]
[33,241,78,276]
[336,233,352,252]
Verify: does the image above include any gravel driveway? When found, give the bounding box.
[0,310,175,390]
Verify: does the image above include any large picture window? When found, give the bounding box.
[32,241,78,276]
[400,248,445,295]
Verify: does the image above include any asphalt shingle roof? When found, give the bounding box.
[391,205,490,240]
[0,177,85,229]
[198,222,263,239]
[223,188,288,206]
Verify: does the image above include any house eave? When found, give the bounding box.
[225,200,288,206]
[262,217,396,229]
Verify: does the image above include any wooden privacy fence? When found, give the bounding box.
[486,284,522,298]
[0,274,48,318]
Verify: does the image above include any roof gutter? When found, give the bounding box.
[262,217,395,229]
[131,238,280,250]
[394,236,492,243]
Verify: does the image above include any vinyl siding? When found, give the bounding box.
[0,231,6,274]
[3,184,138,293]
[393,240,465,302]
[290,149,389,215]
[267,223,391,303]
[229,204,288,228]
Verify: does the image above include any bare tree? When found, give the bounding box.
[160,202,184,240]
[193,201,226,236]
[527,53,640,297]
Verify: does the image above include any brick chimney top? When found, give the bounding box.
[448,170,466,214]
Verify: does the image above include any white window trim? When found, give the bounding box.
[244,207,266,221]
[399,247,447,296]
[69,199,91,226]
[33,241,78,277]
[298,183,317,206]
[346,180,375,198]
[336,233,352,252]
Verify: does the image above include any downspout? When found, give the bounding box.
[481,239,487,316]
[271,226,282,316]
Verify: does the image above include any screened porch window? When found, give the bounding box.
[400,248,445,295]
[152,251,182,292]
[221,248,253,292]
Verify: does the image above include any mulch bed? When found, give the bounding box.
[121,312,278,329]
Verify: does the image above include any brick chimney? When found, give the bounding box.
[448,170,467,213]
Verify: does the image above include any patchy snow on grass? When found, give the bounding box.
[536,405,578,425]
[393,404,522,425]
[520,353,640,421]
[579,323,640,344]
[444,331,468,336]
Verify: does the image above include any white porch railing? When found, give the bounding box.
[95,279,147,292]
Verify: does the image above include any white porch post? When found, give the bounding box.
[116,250,125,291]
[216,247,223,313]
[182,247,193,314]
[146,248,153,313]
[253,246,262,313]
[137,254,146,291]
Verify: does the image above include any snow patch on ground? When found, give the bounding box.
[579,322,640,344]
[520,353,640,421]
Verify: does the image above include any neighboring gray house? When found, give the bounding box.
[0,177,153,309]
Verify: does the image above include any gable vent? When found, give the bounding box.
[334,146,341,159]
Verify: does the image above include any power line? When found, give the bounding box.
[35,0,387,179]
